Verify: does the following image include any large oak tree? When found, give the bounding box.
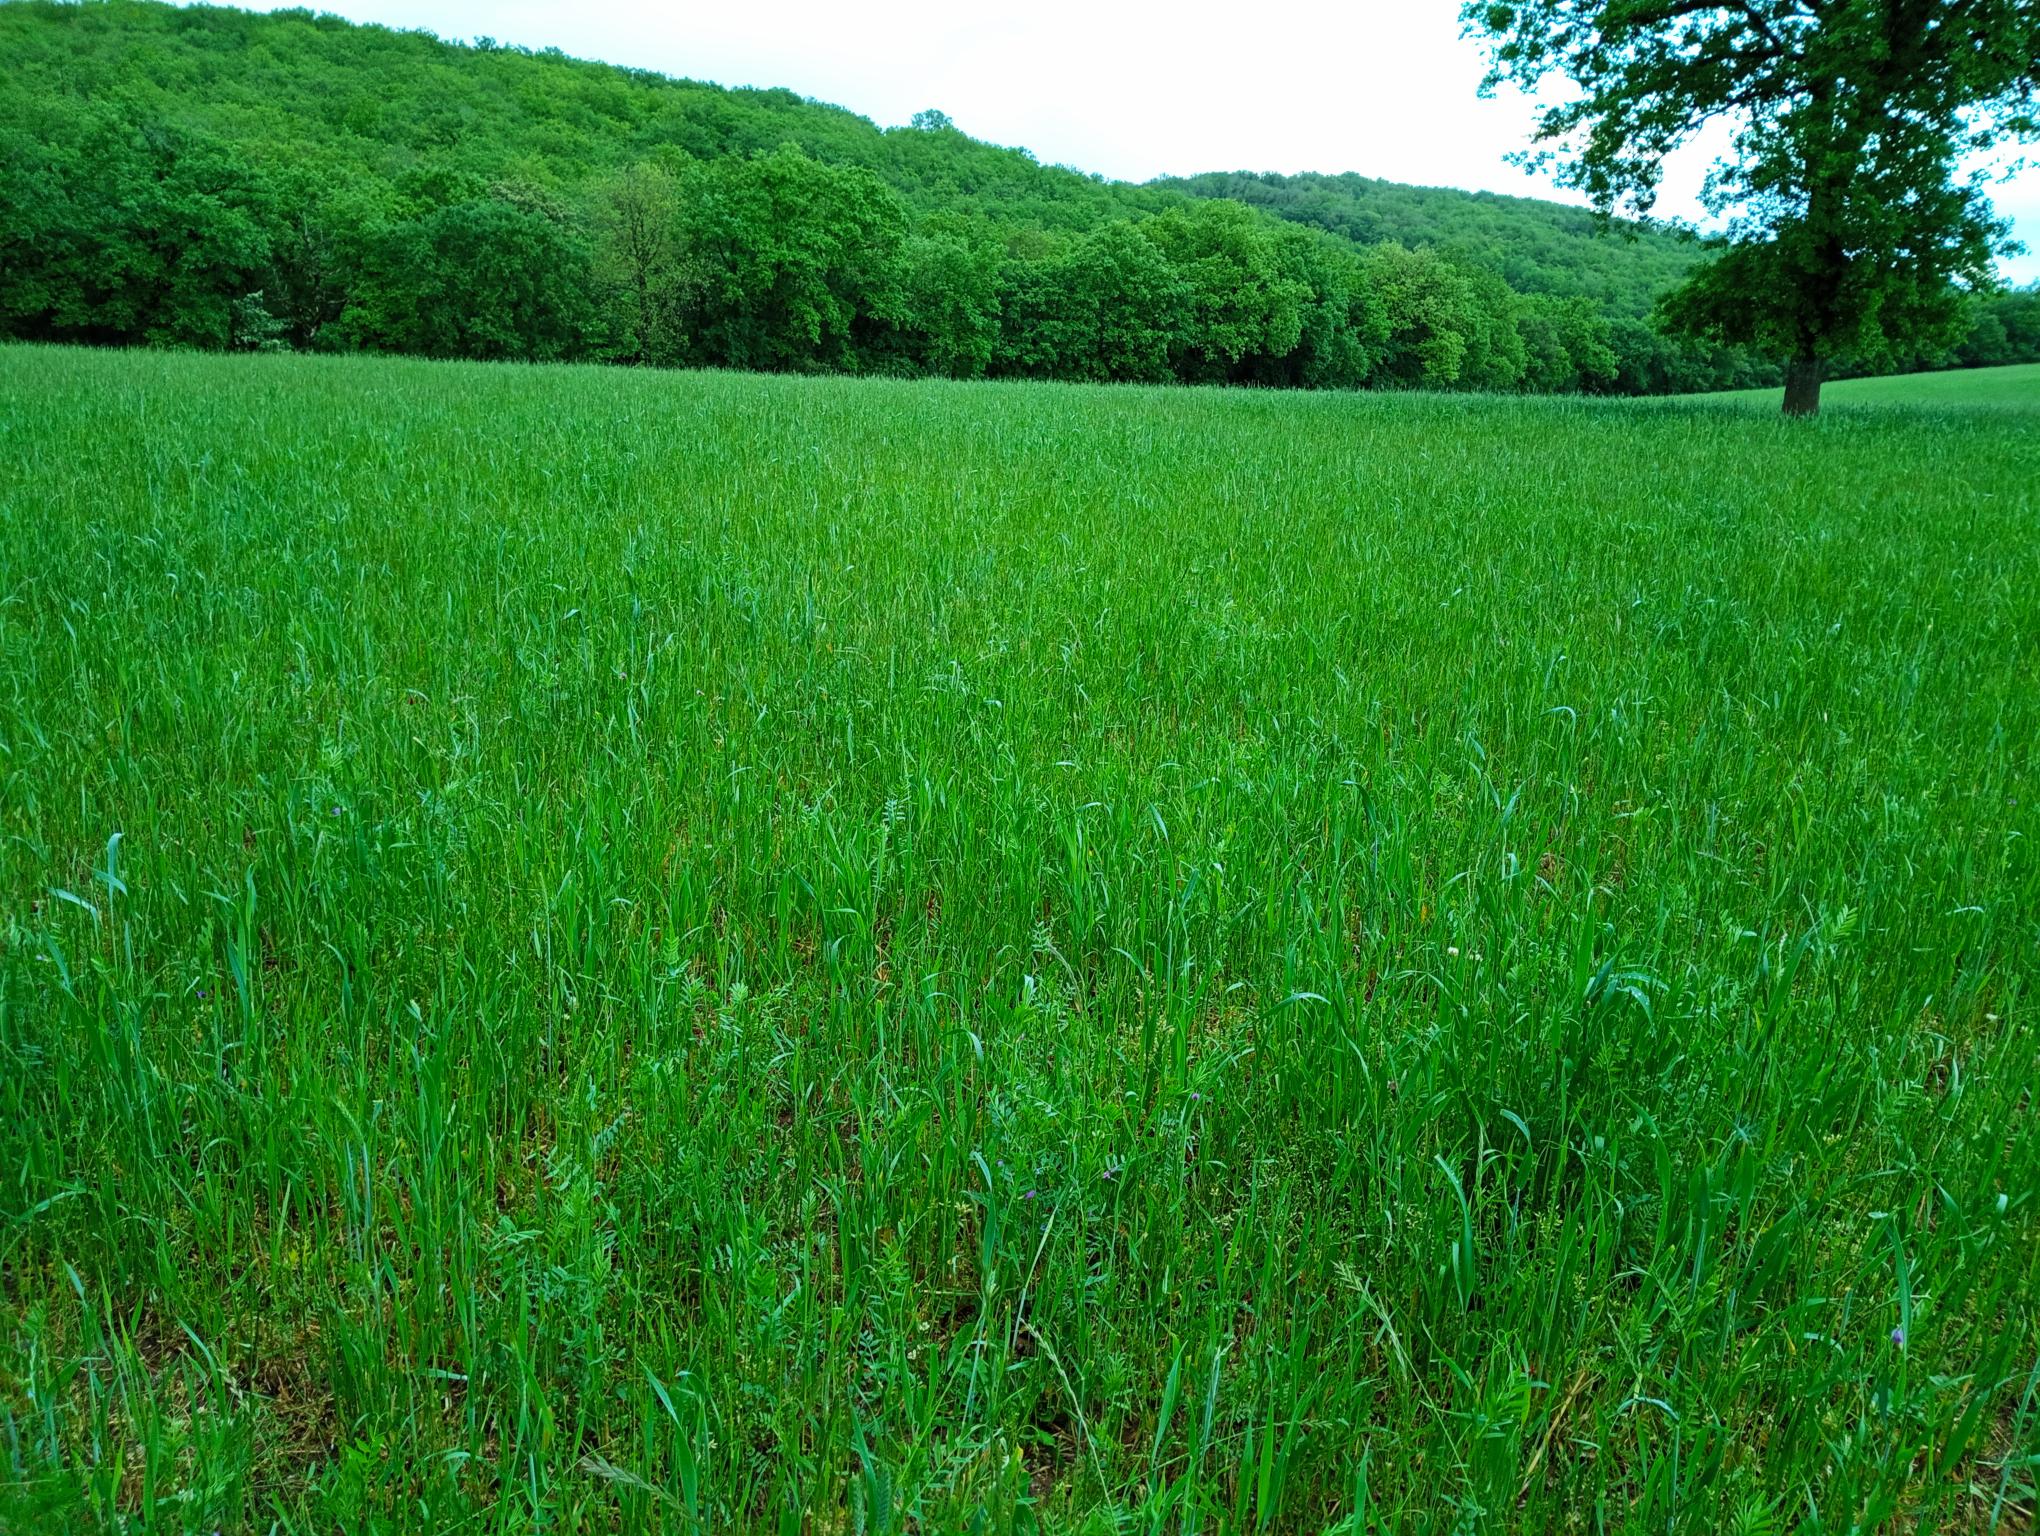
[1463,1,2040,412]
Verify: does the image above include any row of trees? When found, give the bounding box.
[3,109,1799,395]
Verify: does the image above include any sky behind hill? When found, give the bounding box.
[217,0,2040,283]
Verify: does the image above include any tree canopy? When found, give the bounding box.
[1464,0,2040,412]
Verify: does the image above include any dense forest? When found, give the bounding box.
[2,1,2034,392]
[1155,171,1701,319]
[1158,171,2040,384]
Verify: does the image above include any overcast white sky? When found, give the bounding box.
[228,0,2039,281]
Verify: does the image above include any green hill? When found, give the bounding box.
[0,0,2027,394]
[0,0,1703,310]
[0,0,1711,392]
[1152,171,1700,319]
[0,0,1172,233]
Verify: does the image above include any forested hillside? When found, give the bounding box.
[1155,171,1699,318]
[1,1,2031,391]
[1160,170,2040,379]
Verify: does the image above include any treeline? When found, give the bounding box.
[0,117,1622,390]
[1,2,2031,394]
[1831,288,2040,378]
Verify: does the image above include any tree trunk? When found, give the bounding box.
[1782,353,1823,416]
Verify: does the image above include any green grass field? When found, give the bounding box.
[1709,361,2040,411]
[2,345,2036,1534]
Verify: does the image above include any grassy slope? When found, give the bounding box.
[2,346,2036,1533]
[1707,361,2040,410]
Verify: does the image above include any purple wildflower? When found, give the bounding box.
[1891,1326,1906,1348]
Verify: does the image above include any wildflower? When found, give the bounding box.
[1890,1326,1906,1348]
[1023,1190,1036,1201]
[1190,1091,1202,1102]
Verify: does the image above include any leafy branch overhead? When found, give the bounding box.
[1464,0,2040,411]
